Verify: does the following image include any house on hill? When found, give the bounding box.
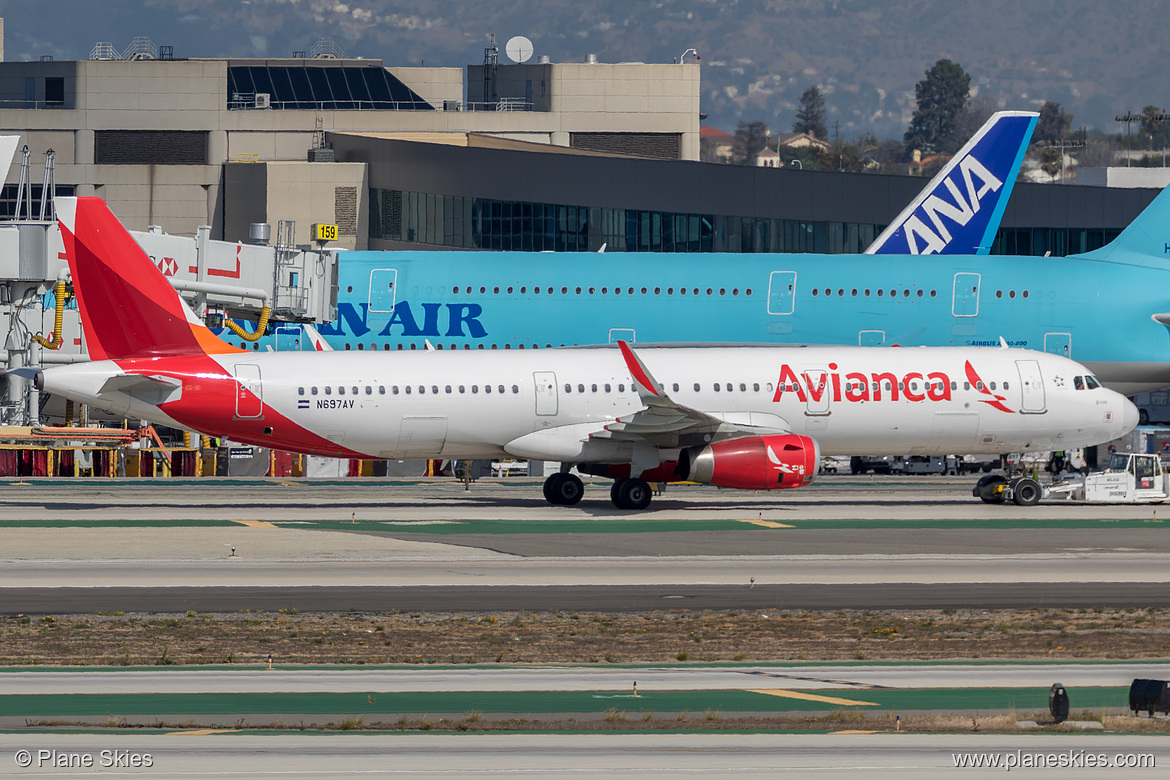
[700,125,736,161]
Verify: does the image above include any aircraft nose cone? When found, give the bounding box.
[1120,395,1140,433]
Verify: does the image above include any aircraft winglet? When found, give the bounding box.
[617,341,661,402]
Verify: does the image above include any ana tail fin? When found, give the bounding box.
[866,110,1038,256]
[1080,185,1170,264]
[55,197,243,360]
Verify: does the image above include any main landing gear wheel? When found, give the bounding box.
[543,473,584,505]
[611,477,652,510]
[973,474,1008,504]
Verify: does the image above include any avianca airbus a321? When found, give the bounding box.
[32,198,1136,509]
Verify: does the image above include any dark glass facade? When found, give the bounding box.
[227,65,433,111]
[370,187,1118,257]
[369,188,882,254]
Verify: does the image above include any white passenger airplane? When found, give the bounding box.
[31,198,1137,509]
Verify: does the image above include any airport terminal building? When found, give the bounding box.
[0,36,1159,259]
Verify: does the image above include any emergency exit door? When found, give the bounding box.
[533,371,558,415]
[233,364,263,418]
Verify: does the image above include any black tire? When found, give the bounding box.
[610,478,626,507]
[850,457,863,475]
[974,474,1008,504]
[1140,409,1150,426]
[1012,477,1042,506]
[554,473,584,505]
[982,464,993,473]
[618,478,653,510]
[543,473,567,505]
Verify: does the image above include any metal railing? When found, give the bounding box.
[463,99,536,112]
[227,95,433,111]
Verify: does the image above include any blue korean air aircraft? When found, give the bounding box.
[230,113,1170,399]
[234,111,1038,355]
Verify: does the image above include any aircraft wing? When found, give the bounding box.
[590,342,791,446]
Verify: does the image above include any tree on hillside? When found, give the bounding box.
[863,138,907,173]
[1036,101,1073,144]
[949,97,996,152]
[793,86,827,140]
[732,120,769,165]
[903,59,971,155]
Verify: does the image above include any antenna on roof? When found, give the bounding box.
[483,34,499,105]
[505,36,534,64]
[311,38,346,59]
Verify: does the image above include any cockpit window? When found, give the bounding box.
[1085,375,1101,389]
[1074,376,1084,390]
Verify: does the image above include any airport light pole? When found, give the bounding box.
[1041,136,1084,184]
[1117,110,1170,167]
[1116,112,1139,167]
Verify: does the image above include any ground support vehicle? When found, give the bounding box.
[1043,452,1170,504]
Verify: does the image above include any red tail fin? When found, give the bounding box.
[56,197,242,360]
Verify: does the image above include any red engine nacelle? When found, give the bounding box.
[681,434,819,490]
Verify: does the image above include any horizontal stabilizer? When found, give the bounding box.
[97,374,183,406]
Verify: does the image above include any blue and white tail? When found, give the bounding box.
[866,110,1038,256]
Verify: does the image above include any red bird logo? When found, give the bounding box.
[964,361,1014,414]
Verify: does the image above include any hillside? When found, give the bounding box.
[4,0,1167,139]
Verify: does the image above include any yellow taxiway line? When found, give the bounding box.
[750,689,878,706]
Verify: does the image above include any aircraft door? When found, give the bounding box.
[1016,359,1047,413]
[397,416,448,457]
[369,269,398,313]
[533,371,558,416]
[767,271,797,315]
[801,365,831,416]
[609,328,635,344]
[233,364,263,419]
[1044,332,1072,358]
[859,330,885,346]
[952,273,980,317]
[275,326,302,351]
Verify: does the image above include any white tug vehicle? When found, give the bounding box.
[1044,452,1170,504]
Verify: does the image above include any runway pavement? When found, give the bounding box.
[3,477,1169,612]
[6,582,1170,613]
[5,663,1165,696]
[0,733,1163,779]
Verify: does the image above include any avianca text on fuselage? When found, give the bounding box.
[771,360,1012,411]
[901,155,1003,255]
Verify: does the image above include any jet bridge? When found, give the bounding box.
[0,149,339,425]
